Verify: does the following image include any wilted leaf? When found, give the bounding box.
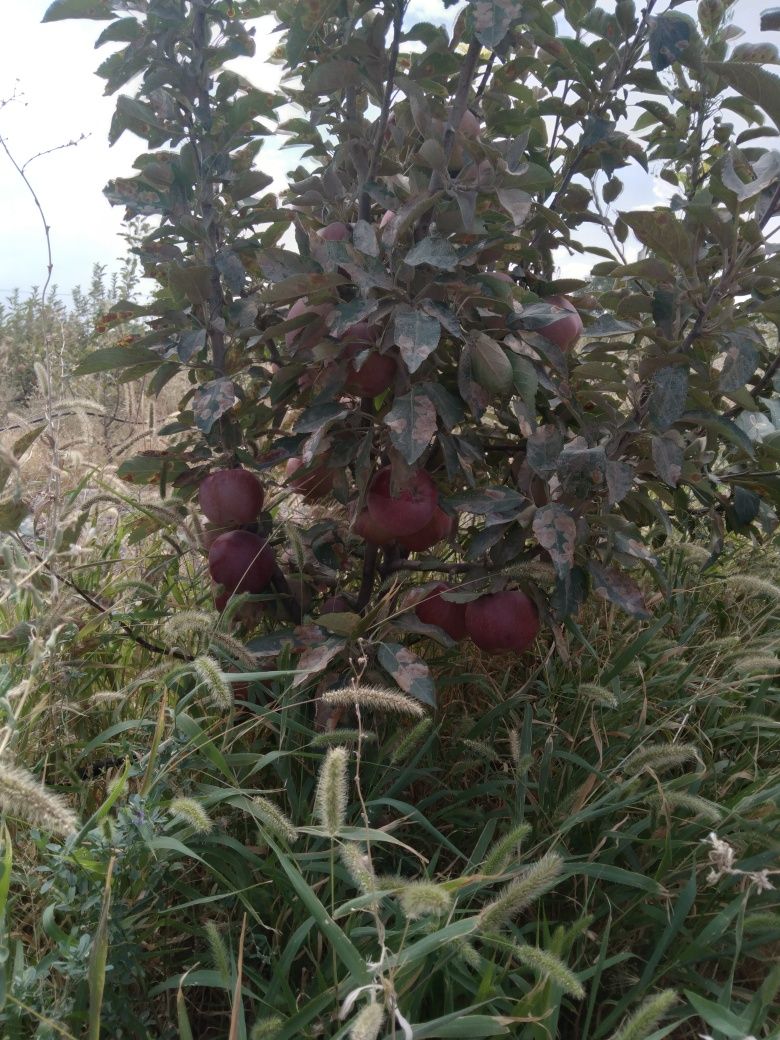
[216,249,246,293]
[496,187,533,225]
[393,306,441,373]
[293,638,346,687]
[681,410,756,457]
[12,426,45,459]
[726,485,761,531]
[721,149,780,202]
[116,452,189,485]
[533,504,577,578]
[649,365,689,429]
[471,0,525,49]
[192,378,236,434]
[175,329,207,362]
[589,562,650,618]
[649,12,694,70]
[384,389,438,465]
[551,566,589,620]
[421,382,465,431]
[378,643,436,707]
[651,435,684,486]
[527,426,563,476]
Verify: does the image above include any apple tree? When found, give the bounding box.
[46,0,780,706]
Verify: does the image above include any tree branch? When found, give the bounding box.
[358,0,405,222]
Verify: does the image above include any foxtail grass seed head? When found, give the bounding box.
[579,683,618,708]
[399,881,453,921]
[456,939,483,970]
[209,630,259,671]
[253,796,297,845]
[725,574,780,602]
[483,823,532,876]
[478,852,563,932]
[730,654,779,676]
[164,611,214,641]
[0,760,78,837]
[624,743,700,776]
[607,989,677,1040]
[204,920,231,986]
[676,543,710,565]
[322,685,426,718]
[389,717,433,764]
[250,1015,285,1040]
[192,656,232,710]
[349,1002,384,1040]
[169,797,213,834]
[507,727,522,769]
[514,942,585,999]
[312,729,376,748]
[314,747,349,837]
[341,844,378,895]
[648,790,723,823]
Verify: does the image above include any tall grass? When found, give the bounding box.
[0,491,777,1039]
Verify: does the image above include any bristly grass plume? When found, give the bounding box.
[314,747,349,837]
[0,759,78,836]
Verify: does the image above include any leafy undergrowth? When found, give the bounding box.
[0,519,778,1040]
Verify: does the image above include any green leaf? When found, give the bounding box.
[378,643,436,707]
[589,562,650,618]
[649,365,689,430]
[192,379,236,434]
[620,211,695,269]
[533,504,576,579]
[471,333,514,394]
[307,60,361,95]
[393,306,441,373]
[43,0,114,20]
[683,993,751,1038]
[0,499,30,532]
[74,344,160,376]
[648,12,695,71]
[384,389,438,465]
[705,61,780,131]
[470,0,525,49]
[508,354,538,410]
[680,410,756,457]
[446,487,525,515]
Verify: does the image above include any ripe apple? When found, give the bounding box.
[341,323,397,396]
[398,507,453,552]
[354,507,396,546]
[366,467,438,538]
[432,109,481,171]
[285,457,336,500]
[208,530,275,596]
[199,469,264,527]
[414,582,468,640]
[536,296,583,351]
[465,590,540,653]
[317,221,350,241]
[285,297,333,350]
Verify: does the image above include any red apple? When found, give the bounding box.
[285,297,333,350]
[537,296,583,351]
[414,583,468,640]
[398,507,453,552]
[317,221,350,241]
[285,457,336,500]
[465,590,540,654]
[354,508,396,546]
[208,530,275,596]
[344,350,397,397]
[199,469,264,527]
[367,467,438,538]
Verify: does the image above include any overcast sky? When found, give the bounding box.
[0,0,772,305]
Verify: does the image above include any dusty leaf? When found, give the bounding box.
[384,389,438,465]
[606,460,634,504]
[651,434,684,486]
[378,643,436,707]
[404,236,460,271]
[496,187,533,225]
[649,364,689,429]
[533,504,577,578]
[589,562,651,618]
[393,306,441,373]
[471,0,526,49]
[527,426,563,476]
[193,378,236,434]
[293,638,346,687]
[719,330,760,392]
